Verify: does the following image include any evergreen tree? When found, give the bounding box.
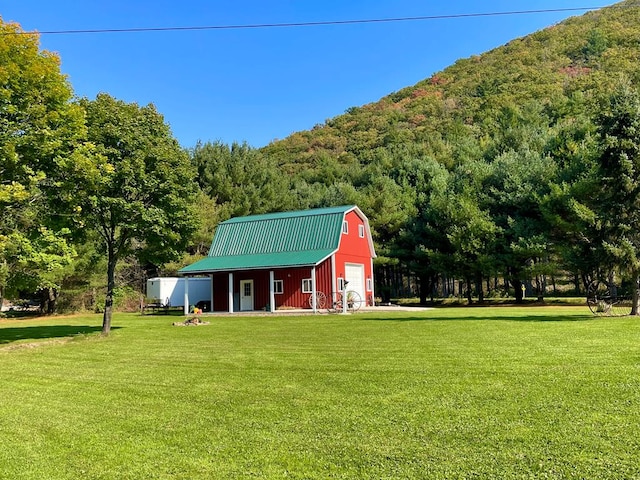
[593,79,640,314]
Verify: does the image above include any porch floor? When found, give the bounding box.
[197,305,432,316]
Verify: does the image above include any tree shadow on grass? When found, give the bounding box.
[0,325,121,344]
[359,313,598,323]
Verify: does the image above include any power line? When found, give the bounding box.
[1,6,617,36]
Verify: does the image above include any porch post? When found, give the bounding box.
[311,266,317,313]
[228,272,234,313]
[342,279,348,315]
[331,254,337,309]
[183,276,190,315]
[269,270,275,313]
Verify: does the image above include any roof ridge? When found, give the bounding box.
[222,205,354,224]
[209,246,336,257]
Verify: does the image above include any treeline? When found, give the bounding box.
[189,1,640,305]
[190,80,638,305]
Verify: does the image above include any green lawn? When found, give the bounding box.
[1,307,639,479]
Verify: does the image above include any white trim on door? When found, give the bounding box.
[344,263,365,304]
[240,279,254,311]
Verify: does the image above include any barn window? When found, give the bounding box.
[302,278,313,293]
[342,221,348,234]
[273,280,284,294]
[358,224,365,238]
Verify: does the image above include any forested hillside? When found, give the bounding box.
[264,1,640,165]
[191,0,640,304]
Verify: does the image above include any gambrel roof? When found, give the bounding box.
[179,205,375,274]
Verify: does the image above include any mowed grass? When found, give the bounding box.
[1,307,639,479]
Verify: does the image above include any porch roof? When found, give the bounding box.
[179,249,335,274]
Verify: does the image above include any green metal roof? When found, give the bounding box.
[179,206,357,274]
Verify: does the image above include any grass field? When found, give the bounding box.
[1,306,639,479]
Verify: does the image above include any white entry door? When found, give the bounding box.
[240,280,254,311]
[345,263,365,302]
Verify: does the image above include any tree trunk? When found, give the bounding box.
[429,275,438,303]
[581,273,592,294]
[573,274,581,295]
[476,273,484,304]
[632,275,640,316]
[466,277,473,305]
[418,274,428,305]
[38,287,58,314]
[513,278,524,304]
[536,274,545,302]
[102,246,117,335]
[48,288,58,314]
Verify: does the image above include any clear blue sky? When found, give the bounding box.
[2,1,616,148]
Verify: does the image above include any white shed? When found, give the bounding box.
[146,277,211,309]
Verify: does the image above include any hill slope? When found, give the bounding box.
[262,1,640,172]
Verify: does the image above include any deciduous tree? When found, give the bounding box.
[73,94,197,334]
[0,19,84,311]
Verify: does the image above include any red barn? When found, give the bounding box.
[179,205,376,313]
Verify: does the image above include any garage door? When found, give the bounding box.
[345,263,365,303]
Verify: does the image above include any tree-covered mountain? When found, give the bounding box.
[263,1,640,171]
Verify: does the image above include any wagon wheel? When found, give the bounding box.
[611,296,634,317]
[308,291,327,309]
[345,290,363,312]
[587,281,633,316]
[587,281,611,316]
[328,291,362,313]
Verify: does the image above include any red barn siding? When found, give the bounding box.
[274,267,309,309]
[316,258,333,298]
[213,273,228,312]
[271,260,332,309]
[335,210,374,305]
[338,210,372,257]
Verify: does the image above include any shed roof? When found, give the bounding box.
[180,205,372,274]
